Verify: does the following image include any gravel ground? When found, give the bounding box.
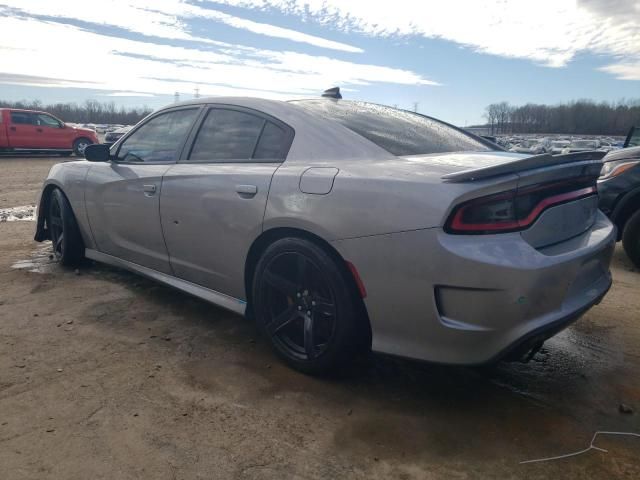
[0,157,639,479]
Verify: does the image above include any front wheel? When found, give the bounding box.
[73,138,92,157]
[48,188,84,266]
[252,238,360,375]
[622,209,640,268]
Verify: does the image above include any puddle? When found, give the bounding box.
[0,205,37,222]
[11,242,58,273]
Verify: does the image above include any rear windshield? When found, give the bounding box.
[291,99,492,156]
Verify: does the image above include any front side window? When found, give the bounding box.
[35,113,62,128]
[117,108,198,163]
[291,99,493,156]
[10,111,33,125]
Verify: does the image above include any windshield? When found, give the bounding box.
[570,140,597,148]
[291,99,493,156]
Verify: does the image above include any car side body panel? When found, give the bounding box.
[160,163,281,300]
[84,163,174,274]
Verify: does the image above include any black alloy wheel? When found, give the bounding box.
[253,238,360,374]
[48,188,84,266]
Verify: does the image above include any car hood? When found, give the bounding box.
[603,145,640,162]
[71,126,97,136]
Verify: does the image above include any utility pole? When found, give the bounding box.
[194,87,200,99]
[413,102,418,113]
[174,92,180,103]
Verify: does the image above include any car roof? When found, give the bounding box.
[156,97,395,162]
[0,107,52,115]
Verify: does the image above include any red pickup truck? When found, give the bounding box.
[0,108,98,156]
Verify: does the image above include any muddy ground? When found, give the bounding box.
[1,156,639,479]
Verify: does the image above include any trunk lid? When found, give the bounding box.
[406,150,605,249]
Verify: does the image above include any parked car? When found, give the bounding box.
[104,125,133,146]
[34,93,615,374]
[549,140,570,154]
[0,108,98,156]
[598,127,640,267]
[509,139,549,154]
[561,139,601,154]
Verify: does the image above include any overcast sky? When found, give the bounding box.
[0,0,639,125]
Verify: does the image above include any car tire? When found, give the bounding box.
[48,188,84,266]
[73,138,92,157]
[622,209,640,268]
[252,237,360,375]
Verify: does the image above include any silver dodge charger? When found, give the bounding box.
[35,92,616,374]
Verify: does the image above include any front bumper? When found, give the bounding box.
[332,211,616,364]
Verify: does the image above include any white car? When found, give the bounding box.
[549,140,570,154]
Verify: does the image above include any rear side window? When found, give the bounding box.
[190,109,263,161]
[116,108,198,163]
[188,108,291,162]
[10,112,33,125]
[254,122,288,159]
[291,99,492,156]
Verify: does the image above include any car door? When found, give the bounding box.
[84,106,201,274]
[161,106,294,299]
[7,111,39,148]
[32,112,70,148]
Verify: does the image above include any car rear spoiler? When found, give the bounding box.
[441,151,607,183]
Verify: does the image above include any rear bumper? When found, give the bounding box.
[487,276,611,363]
[332,211,616,364]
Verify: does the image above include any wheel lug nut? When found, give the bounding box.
[297,293,301,298]
[297,306,302,311]
[311,301,316,306]
[306,311,311,316]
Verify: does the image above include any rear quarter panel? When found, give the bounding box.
[264,157,519,241]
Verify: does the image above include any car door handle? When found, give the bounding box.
[143,184,157,196]
[9,126,16,131]
[236,184,258,197]
[36,128,43,133]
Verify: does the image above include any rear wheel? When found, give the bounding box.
[48,188,84,266]
[73,138,92,157]
[252,238,360,374]
[622,209,640,268]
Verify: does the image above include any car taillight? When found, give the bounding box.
[445,178,597,234]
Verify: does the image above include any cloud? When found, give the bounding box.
[0,14,437,99]
[599,62,640,81]
[208,0,640,75]
[103,92,157,97]
[0,0,361,53]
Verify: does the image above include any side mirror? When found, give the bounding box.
[84,143,111,162]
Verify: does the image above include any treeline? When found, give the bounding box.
[484,99,640,136]
[0,99,153,125]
